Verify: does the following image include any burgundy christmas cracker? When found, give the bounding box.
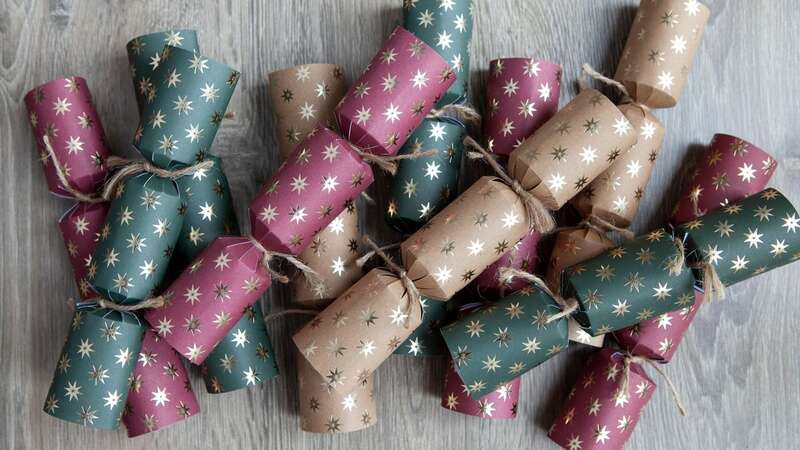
[484,58,561,156]
[25,77,111,197]
[548,348,656,450]
[334,26,456,156]
[123,329,199,437]
[248,128,372,255]
[671,134,777,224]
[442,358,520,420]
[144,236,271,364]
[59,202,110,299]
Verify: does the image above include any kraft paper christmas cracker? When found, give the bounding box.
[386,119,464,232]
[570,105,666,228]
[508,88,638,210]
[548,348,656,450]
[614,0,710,108]
[25,77,111,197]
[484,58,562,156]
[441,358,520,419]
[297,348,377,433]
[561,228,696,336]
[293,205,362,306]
[268,64,347,159]
[144,236,272,364]
[59,202,110,299]
[293,268,423,394]
[127,30,200,113]
[394,296,450,357]
[334,27,455,156]
[171,154,239,271]
[43,307,145,429]
[122,329,199,437]
[440,285,568,399]
[671,134,777,224]
[90,173,184,304]
[248,128,373,255]
[135,46,239,169]
[679,188,800,288]
[401,176,530,300]
[403,0,473,106]
[201,301,279,393]
[474,230,540,296]
[546,228,616,348]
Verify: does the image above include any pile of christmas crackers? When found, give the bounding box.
[28,0,799,448]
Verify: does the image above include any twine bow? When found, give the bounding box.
[580,63,650,115]
[666,236,687,276]
[690,259,726,302]
[245,234,321,286]
[362,236,422,328]
[356,242,402,268]
[71,295,167,313]
[41,135,214,203]
[622,354,688,416]
[426,103,482,126]
[463,136,556,233]
[498,267,579,324]
[354,147,438,175]
[554,214,636,240]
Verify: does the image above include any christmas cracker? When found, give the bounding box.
[474,230,540,296]
[441,358,520,419]
[43,307,145,429]
[614,0,710,108]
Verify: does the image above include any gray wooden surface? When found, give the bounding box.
[1,0,798,448]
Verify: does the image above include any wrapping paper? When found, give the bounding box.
[508,89,638,210]
[548,348,655,450]
[201,301,279,393]
[126,30,200,113]
[440,285,568,399]
[297,349,377,433]
[441,359,520,419]
[292,268,423,394]
[394,296,450,356]
[614,0,710,109]
[122,329,199,436]
[671,134,777,224]
[401,176,530,300]
[546,228,616,348]
[561,228,696,336]
[614,295,700,362]
[474,230,540,296]
[25,77,111,197]
[90,173,183,304]
[144,236,271,364]
[294,206,362,306]
[43,307,145,429]
[268,64,347,159]
[484,58,562,156]
[679,188,800,288]
[334,26,455,156]
[249,128,373,255]
[171,155,240,271]
[403,0,473,106]
[570,105,666,228]
[135,46,239,169]
[59,202,110,299]
[386,118,464,233]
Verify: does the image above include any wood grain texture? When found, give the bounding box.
[1,0,798,448]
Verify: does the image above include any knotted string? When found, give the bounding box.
[581,63,652,118]
[71,295,166,313]
[622,354,688,416]
[264,308,321,322]
[498,267,579,324]
[426,103,482,126]
[463,136,556,233]
[354,148,438,175]
[553,214,635,240]
[666,237,686,276]
[362,236,422,328]
[690,259,726,302]
[42,135,215,203]
[689,191,707,218]
[356,242,402,268]
[245,234,321,286]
